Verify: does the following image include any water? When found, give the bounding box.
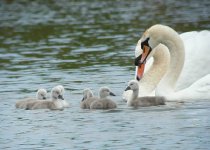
[1,0,210,149]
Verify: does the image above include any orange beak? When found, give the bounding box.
[135,45,152,81]
[136,62,145,81]
[140,45,151,63]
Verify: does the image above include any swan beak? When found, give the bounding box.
[136,62,145,81]
[110,92,116,96]
[140,45,151,63]
[135,45,152,81]
[125,86,131,91]
[58,95,64,100]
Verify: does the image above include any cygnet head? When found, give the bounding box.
[56,85,65,94]
[36,88,47,100]
[82,88,94,101]
[51,86,64,100]
[125,80,139,91]
[99,87,116,98]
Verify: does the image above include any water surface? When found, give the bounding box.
[0,0,210,149]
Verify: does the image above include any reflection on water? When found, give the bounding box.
[0,0,210,149]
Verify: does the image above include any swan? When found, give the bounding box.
[123,43,170,101]
[125,80,165,107]
[25,86,64,110]
[80,88,98,109]
[16,88,47,109]
[56,85,70,107]
[134,24,210,101]
[90,87,117,109]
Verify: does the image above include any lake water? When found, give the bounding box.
[0,0,210,149]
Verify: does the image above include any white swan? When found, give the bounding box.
[125,80,165,107]
[56,85,70,108]
[80,88,98,109]
[16,88,47,109]
[133,24,210,101]
[25,86,64,110]
[90,87,117,109]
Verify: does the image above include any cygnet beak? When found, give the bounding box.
[110,92,116,96]
[58,95,64,100]
[124,86,131,91]
[81,97,85,101]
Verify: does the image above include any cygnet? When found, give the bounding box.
[25,86,64,110]
[125,80,165,108]
[56,85,70,108]
[90,87,117,109]
[80,88,99,109]
[15,88,47,109]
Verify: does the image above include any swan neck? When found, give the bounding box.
[138,45,170,96]
[52,96,58,101]
[99,94,106,99]
[132,89,139,99]
[156,30,185,96]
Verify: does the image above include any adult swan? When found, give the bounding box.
[125,24,210,101]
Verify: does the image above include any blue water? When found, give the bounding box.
[0,0,210,149]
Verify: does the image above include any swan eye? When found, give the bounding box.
[141,37,150,49]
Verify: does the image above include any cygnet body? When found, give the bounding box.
[90,87,117,109]
[80,88,99,109]
[56,85,70,108]
[25,86,64,110]
[15,88,47,109]
[125,80,165,108]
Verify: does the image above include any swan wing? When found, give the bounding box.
[176,30,210,90]
[189,74,210,93]
[171,74,210,101]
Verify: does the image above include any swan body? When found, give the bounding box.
[80,88,99,109]
[125,80,165,107]
[90,87,117,109]
[16,88,47,109]
[168,74,210,100]
[56,85,70,108]
[25,86,64,110]
[133,24,210,101]
[177,31,210,90]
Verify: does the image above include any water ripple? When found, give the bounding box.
[1,0,210,149]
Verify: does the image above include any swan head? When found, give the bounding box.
[135,24,166,81]
[99,87,116,98]
[51,86,64,100]
[82,88,94,101]
[56,85,65,94]
[36,88,47,100]
[125,80,139,91]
